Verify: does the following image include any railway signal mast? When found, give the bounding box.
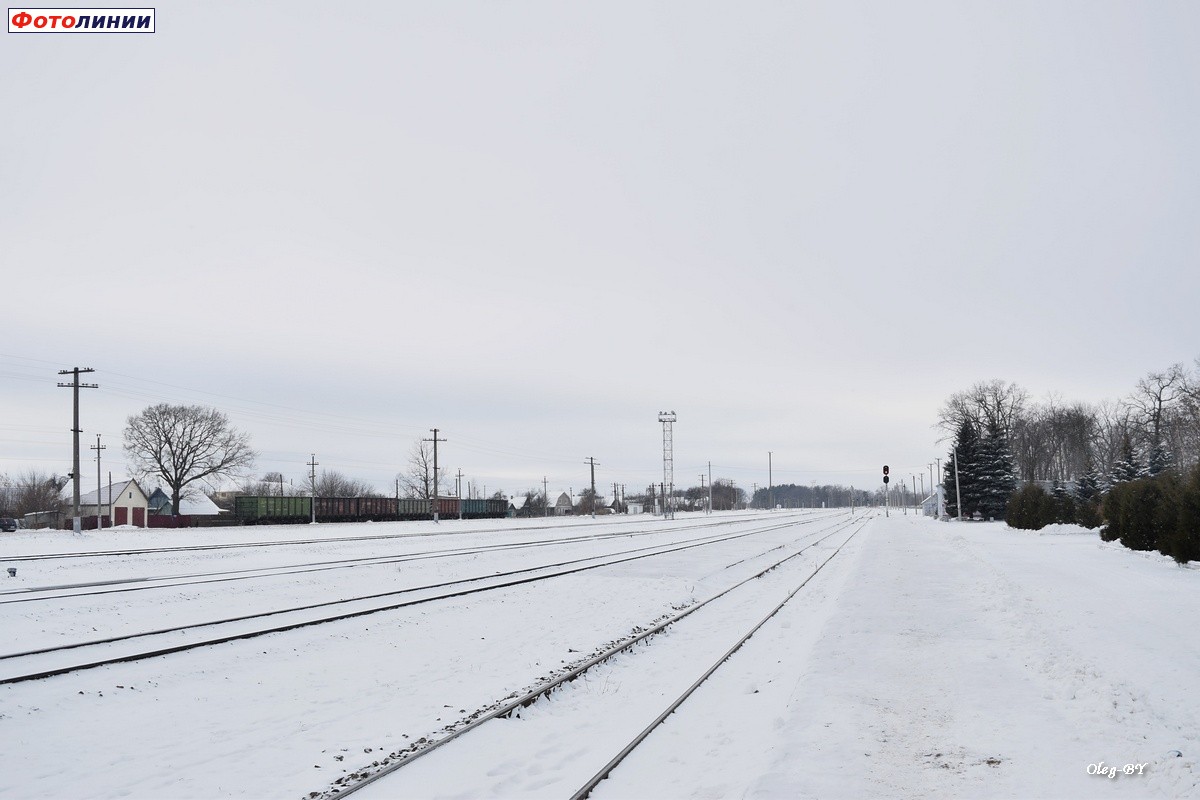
[883,464,890,518]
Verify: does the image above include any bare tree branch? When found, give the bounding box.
[124,404,256,514]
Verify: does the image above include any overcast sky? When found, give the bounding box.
[3,1,1199,500]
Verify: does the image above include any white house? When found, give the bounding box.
[549,491,573,515]
[66,479,150,528]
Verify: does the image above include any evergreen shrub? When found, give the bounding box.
[1006,485,1055,530]
[1101,468,1200,563]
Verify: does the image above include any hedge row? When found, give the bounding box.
[1102,467,1200,564]
[1005,485,1101,531]
[1006,466,1200,565]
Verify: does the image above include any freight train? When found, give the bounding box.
[233,495,509,524]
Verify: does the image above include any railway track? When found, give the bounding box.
[0,511,801,564]
[1,513,817,605]
[0,514,842,684]
[313,512,870,799]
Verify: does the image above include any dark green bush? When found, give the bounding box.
[1006,485,1056,530]
[1162,465,1200,564]
[1101,468,1199,563]
[1101,484,1128,542]
[1075,499,1102,530]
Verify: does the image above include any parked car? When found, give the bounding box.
[0,518,19,532]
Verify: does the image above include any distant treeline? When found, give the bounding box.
[751,483,873,509]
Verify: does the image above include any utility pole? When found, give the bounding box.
[542,476,549,517]
[658,411,676,520]
[927,464,934,515]
[700,462,710,520]
[953,447,963,521]
[58,367,97,535]
[456,468,464,519]
[768,451,773,511]
[90,434,105,529]
[424,428,446,522]
[935,457,943,518]
[308,454,319,523]
[585,457,599,518]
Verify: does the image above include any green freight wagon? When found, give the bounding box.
[234,495,312,524]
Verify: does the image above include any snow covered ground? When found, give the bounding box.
[0,511,1195,799]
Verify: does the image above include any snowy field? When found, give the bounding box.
[0,510,1196,799]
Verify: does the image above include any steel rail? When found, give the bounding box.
[0,516,834,684]
[568,517,868,799]
[0,514,792,604]
[0,510,821,563]
[317,513,867,799]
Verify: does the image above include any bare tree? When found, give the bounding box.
[6,469,66,518]
[1129,364,1186,449]
[1174,357,1200,467]
[516,489,547,517]
[937,380,1028,441]
[1089,399,1136,477]
[314,470,377,497]
[124,404,256,515]
[398,440,445,500]
[1011,397,1096,482]
[238,472,298,497]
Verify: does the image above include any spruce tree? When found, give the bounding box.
[975,421,1016,520]
[1050,480,1076,524]
[1146,442,1173,477]
[1074,464,1102,504]
[944,421,980,519]
[1109,434,1145,486]
[1073,465,1103,528]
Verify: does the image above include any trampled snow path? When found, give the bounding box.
[604,516,1199,799]
[1,512,1196,799]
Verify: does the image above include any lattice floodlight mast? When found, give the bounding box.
[658,411,676,519]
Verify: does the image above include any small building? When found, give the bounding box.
[65,479,150,528]
[147,487,223,517]
[549,491,573,515]
[508,494,528,517]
